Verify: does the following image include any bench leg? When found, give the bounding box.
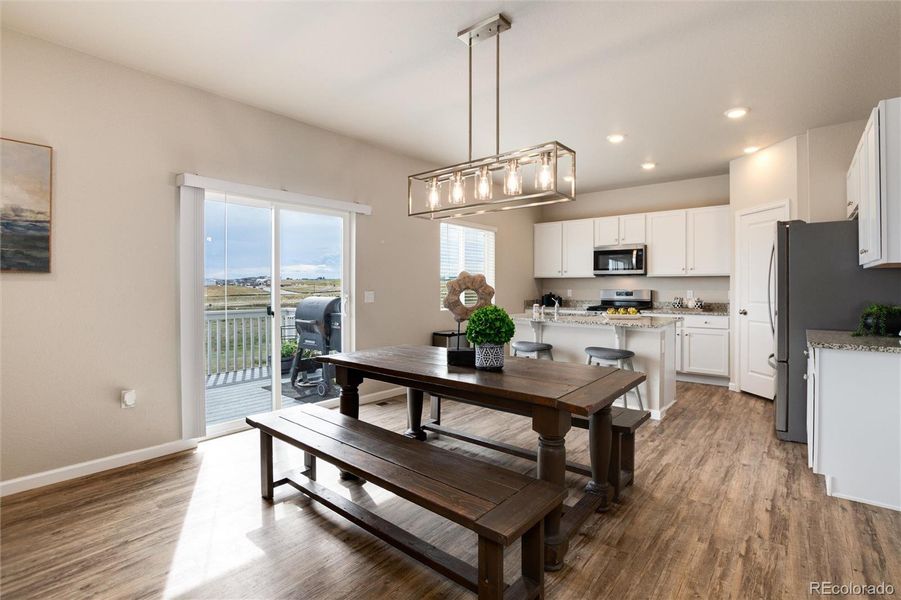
[586,406,612,512]
[260,430,274,501]
[478,536,504,600]
[429,395,442,426]
[522,520,545,597]
[405,388,427,440]
[622,431,635,488]
[607,432,622,502]
[304,451,317,481]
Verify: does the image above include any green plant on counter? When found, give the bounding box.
[281,339,298,358]
[466,305,515,346]
[854,304,901,337]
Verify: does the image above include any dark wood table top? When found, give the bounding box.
[318,345,645,416]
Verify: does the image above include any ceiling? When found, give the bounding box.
[2,1,899,192]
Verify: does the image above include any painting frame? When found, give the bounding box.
[1,137,53,273]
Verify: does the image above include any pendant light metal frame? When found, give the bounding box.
[407,14,576,220]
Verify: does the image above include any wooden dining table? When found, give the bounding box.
[317,344,645,570]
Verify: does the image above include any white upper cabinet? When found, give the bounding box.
[593,217,620,246]
[593,214,646,246]
[619,213,647,244]
[687,206,731,275]
[533,222,563,277]
[851,97,901,268]
[562,219,596,277]
[646,210,687,276]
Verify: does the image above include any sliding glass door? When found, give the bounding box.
[203,192,349,433]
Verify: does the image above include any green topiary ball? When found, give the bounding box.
[466,305,515,346]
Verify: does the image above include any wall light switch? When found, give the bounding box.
[364,290,376,304]
[121,389,136,408]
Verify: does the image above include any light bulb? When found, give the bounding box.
[724,107,749,119]
[475,166,492,201]
[449,172,465,204]
[535,153,554,191]
[504,160,522,195]
[427,177,440,209]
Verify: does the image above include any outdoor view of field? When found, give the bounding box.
[204,278,341,311]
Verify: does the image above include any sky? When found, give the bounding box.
[204,196,342,281]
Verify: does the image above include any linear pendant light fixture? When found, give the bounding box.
[408,14,576,220]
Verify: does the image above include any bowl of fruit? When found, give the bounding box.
[604,307,642,320]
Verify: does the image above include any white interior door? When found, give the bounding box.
[736,202,788,398]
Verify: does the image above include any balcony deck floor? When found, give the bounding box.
[205,366,337,426]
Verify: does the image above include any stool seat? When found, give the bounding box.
[585,346,635,361]
[512,341,553,354]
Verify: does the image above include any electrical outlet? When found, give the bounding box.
[121,389,136,409]
[686,289,694,299]
[566,289,573,298]
[364,290,375,303]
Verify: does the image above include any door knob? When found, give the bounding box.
[739,309,748,315]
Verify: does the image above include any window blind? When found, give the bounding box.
[440,222,496,309]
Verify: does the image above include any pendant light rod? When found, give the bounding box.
[496,31,500,155]
[468,38,472,161]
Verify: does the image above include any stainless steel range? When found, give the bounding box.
[586,289,653,312]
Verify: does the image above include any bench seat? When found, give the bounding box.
[247,404,564,600]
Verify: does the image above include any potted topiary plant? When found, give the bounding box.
[466,305,515,371]
[281,339,298,374]
[855,304,901,337]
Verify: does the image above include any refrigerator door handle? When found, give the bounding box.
[767,243,776,336]
[767,353,777,370]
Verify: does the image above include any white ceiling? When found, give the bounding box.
[3,1,899,192]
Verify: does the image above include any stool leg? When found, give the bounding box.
[625,358,643,410]
[546,349,554,361]
[512,348,519,357]
[586,355,593,365]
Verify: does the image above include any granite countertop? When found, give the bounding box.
[807,330,901,354]
[643,307,730,317]
[511,313,682,329]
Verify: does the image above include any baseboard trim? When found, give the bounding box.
[0,439,198,497]
[676,373,730,387]
[0,387,406,498]
[728,381,739,392]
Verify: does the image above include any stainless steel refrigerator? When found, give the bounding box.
[773,220,901,443]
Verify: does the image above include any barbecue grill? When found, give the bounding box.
[289,296,342,397]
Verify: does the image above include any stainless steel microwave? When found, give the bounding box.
[593,244,646,276]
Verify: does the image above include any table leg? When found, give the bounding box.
[337,367,364,482]
[260,430,274,501]
[404,388,427,440]
[586,405,613,511]
[533,406,571,571]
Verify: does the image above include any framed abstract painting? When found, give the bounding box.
[1,138,52,272]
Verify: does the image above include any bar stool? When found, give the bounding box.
[584,346,643,410]
[511,341,554,360]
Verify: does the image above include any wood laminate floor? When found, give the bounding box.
[2,383,899,599]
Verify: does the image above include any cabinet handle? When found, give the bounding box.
[859,249,867,255]
[847,201,852,206]
[739,309,748,315]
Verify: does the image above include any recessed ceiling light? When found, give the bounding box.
[743,146,760,154]
[725,107,749,119]
[641,162,656,171]
[606,133,626,144]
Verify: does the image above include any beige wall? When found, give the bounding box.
[0,31,537,480]
[536,174,731,304]
[729,136,802,217]
[806,120,866,222]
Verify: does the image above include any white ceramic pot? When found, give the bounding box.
[475,343,505,371]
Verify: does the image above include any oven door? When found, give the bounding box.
[593,245,646,275]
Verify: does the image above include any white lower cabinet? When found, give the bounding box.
[681,328,730,376]
[807,345,901,510]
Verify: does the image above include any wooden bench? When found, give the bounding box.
[427,398,650,502]
[247,404,565,600]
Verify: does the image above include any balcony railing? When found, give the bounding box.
[204,308,295,376]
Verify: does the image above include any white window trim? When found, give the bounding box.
[439,220,497,311]
[176,173,365,440]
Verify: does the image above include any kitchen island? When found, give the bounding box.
[511,313,680,419]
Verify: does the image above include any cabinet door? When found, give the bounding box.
[682,328,729,376]
[593,217,620,246]
[562,219,595,277]
[534,222,563,278]
[619,213,646,244]
[646,210,687,276]
[846,152,859,218]
[861,107,882,265]
[687,206,731,275]
[675,325,683,372]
